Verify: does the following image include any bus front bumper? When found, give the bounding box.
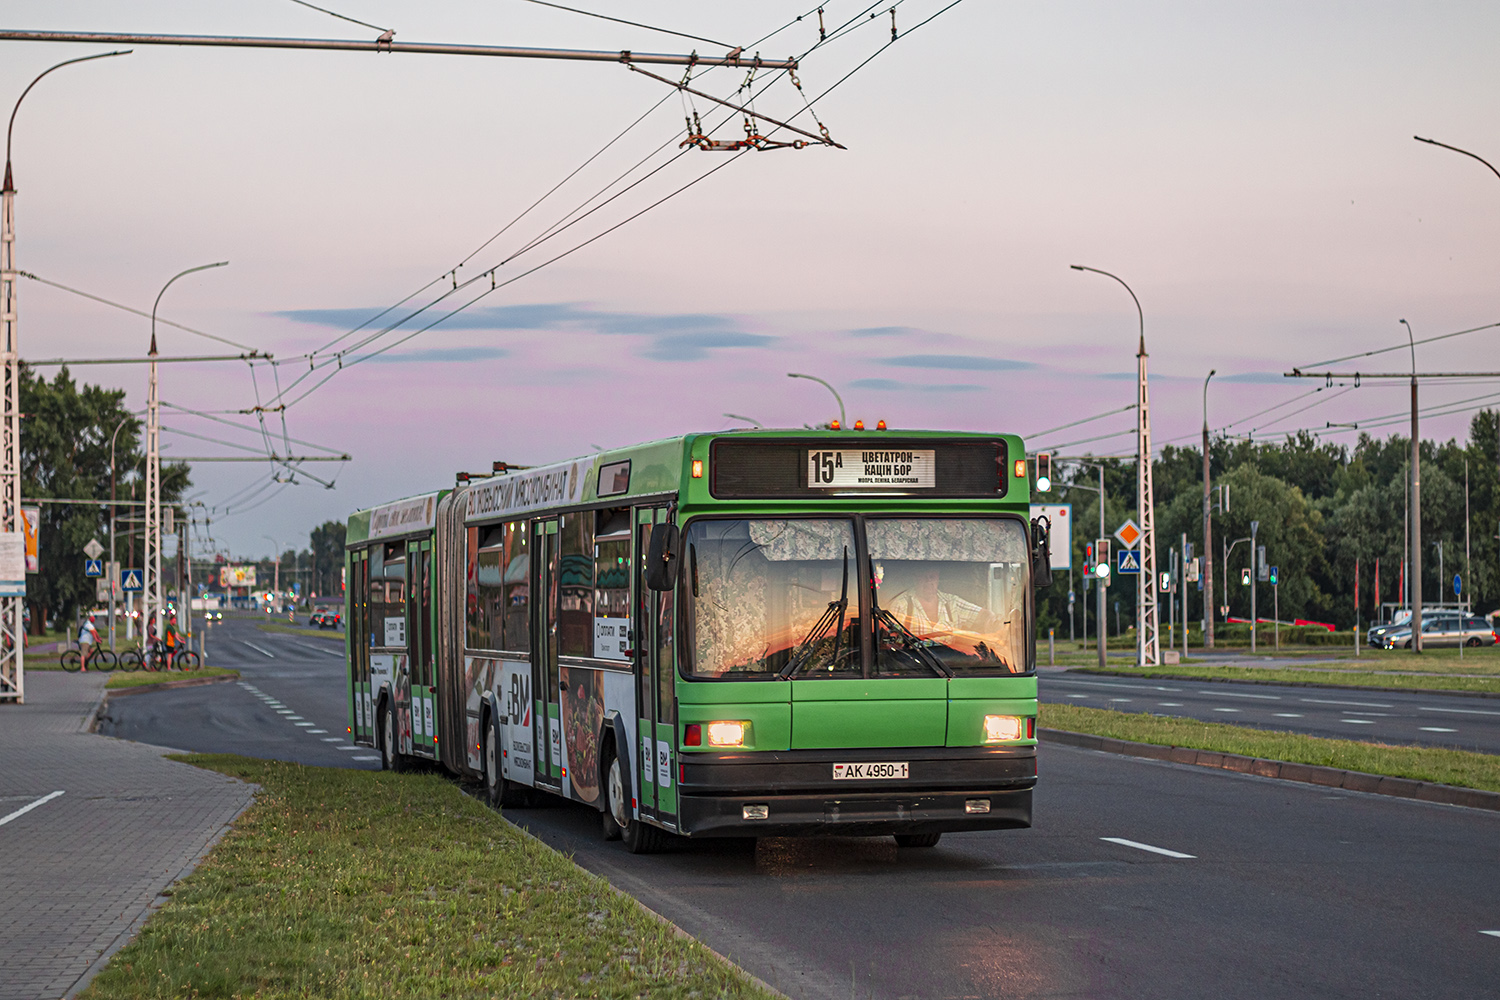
[676,745,1036,838]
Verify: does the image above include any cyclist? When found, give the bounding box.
[164,615,180,668]
[145,615,161,668]
[78,615,101,671]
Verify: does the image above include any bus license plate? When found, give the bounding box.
[833,762,909,780]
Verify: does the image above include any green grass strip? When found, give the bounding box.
[1072,664,1500,695]
[79,756,780,1000]
[1042,702,1500,793]
[105,667,239,689]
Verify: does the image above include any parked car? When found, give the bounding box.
[309,609,342,630]
[1368,610,1461,647]
[1380,615,1498,649]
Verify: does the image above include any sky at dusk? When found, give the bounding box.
[4,1,1497,565]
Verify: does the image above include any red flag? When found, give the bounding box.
[1374,558,1380,619]
[1354,557,1360,625]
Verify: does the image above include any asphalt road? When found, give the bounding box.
[100,614,1500,998]
[1040,673,1500,754]
[97,613,376,770]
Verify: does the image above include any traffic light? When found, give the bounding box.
[1160,571,1172,593]
[1269,566,1278,585]
[1095,538,1111,582]
[1241,568,1251,586]
[1035,452,1051,492]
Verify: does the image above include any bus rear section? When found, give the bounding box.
[669,512,1039,839]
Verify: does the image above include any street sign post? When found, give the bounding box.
[120,568,143,592]
[84,559,104,578]
[1117,549,1141,575]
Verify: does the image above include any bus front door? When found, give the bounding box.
[406,539,437,760]
[635,508,678,831]
[533,518,563,791]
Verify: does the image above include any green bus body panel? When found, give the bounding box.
[346,508,371,546]
[947,676,1038,700]
[789,678,947,702]
[947,697,1039,748]
[676,680,790,705]
[581,438,684,502]
[791,698,947,749]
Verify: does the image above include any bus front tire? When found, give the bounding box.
[895,832,942,848]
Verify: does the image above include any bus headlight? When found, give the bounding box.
[705,721,751,748]
[983,715,1024,743]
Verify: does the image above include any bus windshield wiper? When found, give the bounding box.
[871,571,951,678]
[779,547,848,679]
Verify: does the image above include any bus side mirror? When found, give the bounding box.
[1030,516,1053,590]
[645,522,680,591]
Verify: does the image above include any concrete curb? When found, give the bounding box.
[1040,727,1500,813]
[103,673,240,697]
[1066,667,1500,700]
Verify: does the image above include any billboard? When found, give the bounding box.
[21,506,39,573]
[220,565,258,588]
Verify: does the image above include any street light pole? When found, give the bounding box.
[787,373,845,428]
[0,48,131,704]
[1072,265,1159,666]
[1202,369,1216,650]
[1401,318,1422,653]
[145,262,227,646]
[107,414,131,652]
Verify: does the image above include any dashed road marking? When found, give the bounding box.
[1201,690,1280,700]
[1481,931,1500,939]
[1420,706,1500,717]
[1212,708,1240,713]
[1420,727,1458,733]
[1301,697,1392,708]
[321,737,342,742]
[1065,694,1090,698]
[308,729,328,734]
[294,722,315,727]
[336,745,361,751]
[1158,702,1183,707]
[0,790,65,828]
[241,640,276,658]
[1100,837,1195,859]
[275,710,295,715]
[1274,713,1304,718]
[1340,719,1376,725]
[352,755,380,761]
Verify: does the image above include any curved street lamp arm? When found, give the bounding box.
[1399,319,1416,377]
[6,50,132,180]
[1071,264,1145,351]
[1202,369,1216,428]
[152,262,229,352]
[787,372,845,427]
[1414,136,1500,183]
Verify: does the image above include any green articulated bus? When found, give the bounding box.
[345,430,1051,852]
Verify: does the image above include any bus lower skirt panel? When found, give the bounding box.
[677,787,1032,838]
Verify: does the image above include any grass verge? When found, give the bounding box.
[79,755,780,1000]
[105,667,239,689]
[1042,702,1500,793]
[256,620,345,641]
[1073,664,1500,695]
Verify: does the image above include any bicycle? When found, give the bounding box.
[59,642,117,672]
[118,643,199,671]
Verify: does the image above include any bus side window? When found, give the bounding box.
[656,583,676,724]
[503,521,530,652]
[558,513,594,657]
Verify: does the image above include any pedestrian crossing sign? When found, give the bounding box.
[120,568,143,592]
[84,558,104,578]
[1117,549,1141,574]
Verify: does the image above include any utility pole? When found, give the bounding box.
[1202,370,1215,650]
[0,49,131,703]
[1182,531,1190,658]
[1402,319,1422,652]
[1249,521,1259,653]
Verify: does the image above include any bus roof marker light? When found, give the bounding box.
[853,419,864,430]
[876,420,887,430]
[830,419,841,430]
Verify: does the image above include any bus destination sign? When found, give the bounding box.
[808,449,936,489]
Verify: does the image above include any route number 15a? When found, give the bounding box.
[810,450,844,485]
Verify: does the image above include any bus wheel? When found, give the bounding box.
[601,752,625,842]
[380,700,407,773]
[894,833,942,849]
[483,716,505,808]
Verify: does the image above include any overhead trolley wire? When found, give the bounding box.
[521,0,737,50]
[1294,319,1500,370]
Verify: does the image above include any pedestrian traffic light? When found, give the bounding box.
[1241,568,1251,585]
[1035,452,1051,492]
[1269,566,1278,585]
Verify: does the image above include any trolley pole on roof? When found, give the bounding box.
[0,49,131,703]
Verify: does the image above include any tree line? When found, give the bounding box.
[1037,410,1500,637]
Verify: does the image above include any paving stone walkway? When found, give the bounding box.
[0,671,255,999]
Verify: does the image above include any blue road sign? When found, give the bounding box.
[84,558,104,578]
[1454,573,1462,597]
[1117,549,1141,574]
[120,568,143,592]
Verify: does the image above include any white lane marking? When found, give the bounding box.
[1212,708,1241,713]
[351,755,380,761]
[1108,698,1133,703]
[1420,727,1458,733]
[1300,697,1393,708]
[1200,690,1280,700]
[1158,702,1183,707]
[321,737,343,742]
[1481,930,1500,938]
[0,790,65,828]
[1342,712,1390,717]
[1419,706,1500,717]
[1100,837,1195,859]
[1340,719,1377,725]
[275,710,295,715]
[240,640,276,658]
[290,640,341,656]
[1274,713,1305,718]
[308,729,328,734]
[285,716,304,721]
[1046,678,1183,693]
[1065,694,1090,698]
[336,745,361,751]
[294,722,314,727]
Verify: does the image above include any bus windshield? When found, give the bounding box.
[684,516,1029,679]
[868,518,1028,676]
